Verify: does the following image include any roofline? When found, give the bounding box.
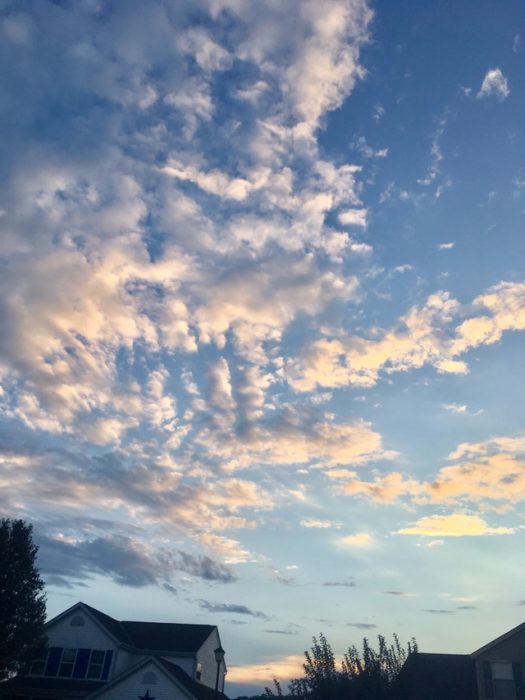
[471,621,525,657]
[48,602,127,647]
[84,655,196,700]
[118,645,195,657]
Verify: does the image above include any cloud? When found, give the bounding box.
[347,622,376,629]
[37,533,236,588]
[300,518,338,529]
[199,600,269,619]
[384,591,417,597]
[438,242,455,250]
[442,403,467,414]
[290,281,525,391]
[338,208,368,227]
[323,578,356,587]
[395,513,514,537]
[425,609,455,615]
[227,655,305,686]
[339,532,374,547]
[265,629,298,635]
[477,68,510,100]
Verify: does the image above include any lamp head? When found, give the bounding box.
[214,646,225,664]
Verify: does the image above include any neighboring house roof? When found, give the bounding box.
[55,602,217,654]
[397,652,477,700]
[471,621,525,657]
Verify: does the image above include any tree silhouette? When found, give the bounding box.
[265,632,417,699]
[0,519,47,680]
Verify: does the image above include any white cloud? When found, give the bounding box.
[340,532,374,547]
[300,518,337,529]
[438,241,455,250]
[338,208,368,227]
[477,68,510,100]
[395,513,514,537]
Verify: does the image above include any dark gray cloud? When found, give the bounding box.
[424,609,455,615]
[265,629,297,635]
[199,600,268,619]
[37,534,235,589]
[323,579,356,587]
[384,590,412,596]
[175,551,236,583]
[347,622,377,629]
[456,605,477,610]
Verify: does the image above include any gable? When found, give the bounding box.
[473,623,525,660]
[47,605,119,650]
[87,658,195,700]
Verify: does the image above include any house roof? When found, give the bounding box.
[396,652,477,700]
[0,675,105,696]
[121,621,216,654]
[57,602,217,654]
[84,655,228,700]
[471,620,525,657]
[158,658,228,700]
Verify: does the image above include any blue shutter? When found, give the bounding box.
[73,649,91,679]
[45,647,63,677]
[101,650,113,680]
[482,660,494,698]
[513,661,525,698]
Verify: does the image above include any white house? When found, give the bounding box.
[0,602,228,700]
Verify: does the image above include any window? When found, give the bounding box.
[87,650,106,679]
[30,653,48,676]
[492,662,514,681]
[70,615,85,627]
[141,672,157,685]
[58,649,76,678]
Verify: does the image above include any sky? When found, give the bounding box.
[1,0,525,696]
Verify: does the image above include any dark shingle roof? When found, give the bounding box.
[81,603,216,653]
[396,652,477,700]
[121,621,216,653]
[158,658,229,700]
[81,603,133,645]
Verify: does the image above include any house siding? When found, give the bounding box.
[195,629,225,691]
[92,661,191,700]
[475,629,525,700]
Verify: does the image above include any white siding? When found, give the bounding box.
[93,661,192,700]
[45,608,119,679]
[195,628,225,691]
[47,611,116,650]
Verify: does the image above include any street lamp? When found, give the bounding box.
[214,646,225,700]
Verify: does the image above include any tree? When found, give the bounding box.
[265,632,417,699]
[0,519,47,680]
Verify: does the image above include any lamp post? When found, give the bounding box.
[214,646,225,700]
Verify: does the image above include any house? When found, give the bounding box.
[396,621,525,700]
[0,601,228,700]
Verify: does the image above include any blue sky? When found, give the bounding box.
[1,0,525,696]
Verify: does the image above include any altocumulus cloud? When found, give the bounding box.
[0,0,382,590]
